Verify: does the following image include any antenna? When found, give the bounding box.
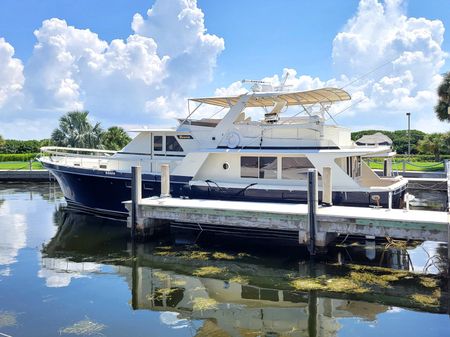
[242,79,273,92]
[278,71,290,91]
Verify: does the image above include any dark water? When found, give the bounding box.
[0,182,449,337]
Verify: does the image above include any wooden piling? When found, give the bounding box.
[131,166,142,240]
[160,164,171,198]
[322,167,332,206]
[307,169,318,255]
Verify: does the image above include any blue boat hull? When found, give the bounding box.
[44,162,407,217]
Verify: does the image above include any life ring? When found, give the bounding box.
[226,131,240,149]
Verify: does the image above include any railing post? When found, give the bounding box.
[322,167,332,206]
[160,164,171,198]
[307,169,318,255]
[29,159,32,171]
[131,166,142,240]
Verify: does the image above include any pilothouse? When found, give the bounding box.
[40,80,408,217]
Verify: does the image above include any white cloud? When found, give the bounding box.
[0,38,24,112]
[0,0,448,138]
[0,0,224,138]
[216,0,449,131]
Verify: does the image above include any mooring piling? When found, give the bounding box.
[131,165,142,240]
[322,166,332,206]
[307,169,318,255]
[160,164,171,198]
[383,158,392,177]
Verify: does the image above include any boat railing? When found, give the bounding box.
[41,146,117,159]
[40,146,180,173]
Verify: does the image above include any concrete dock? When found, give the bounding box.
[123,164,450,260]
[124,197,449,247]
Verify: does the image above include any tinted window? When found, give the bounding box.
[153,136,163,151]
[259,157,277,179]
[282,157,314,180]
[240,156,258,178]
[166,136,183,152]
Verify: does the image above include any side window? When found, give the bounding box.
[240,156,258,178]
[154,136,163,151]
[166,136,183,152]
[259,157,277,179]
[282,157,315,180]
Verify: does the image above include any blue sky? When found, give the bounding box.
[0,0,449,139]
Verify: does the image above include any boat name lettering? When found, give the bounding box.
[105,171,116,175]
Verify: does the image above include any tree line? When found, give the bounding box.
[1,110,449,160]
[0,111,131,153]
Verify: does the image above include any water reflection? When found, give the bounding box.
[0,182,63,277]
[38,207,449,336]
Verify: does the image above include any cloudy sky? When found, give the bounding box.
[0,0,449,139]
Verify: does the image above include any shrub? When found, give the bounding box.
[0,153,39,162]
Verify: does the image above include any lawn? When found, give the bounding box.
[0,161,44,170]
[366,160,444,172]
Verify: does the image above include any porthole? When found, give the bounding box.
[223,162,230,170]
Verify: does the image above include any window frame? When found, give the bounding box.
[166,135,184,152]
[153,135,164,152]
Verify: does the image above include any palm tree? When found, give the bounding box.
[101,126,131,150]
[435,72,450,122]
[51,111,103,148]
[417,133,445,161]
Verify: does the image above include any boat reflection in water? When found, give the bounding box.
[41,207,449,336]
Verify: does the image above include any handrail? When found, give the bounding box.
[41,146,117,157]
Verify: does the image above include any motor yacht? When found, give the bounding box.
[40,83,407,217]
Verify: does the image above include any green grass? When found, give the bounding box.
[0,161,44,170]
[367,161,444,172]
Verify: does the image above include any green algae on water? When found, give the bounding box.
[192,297,218,311]
[419,276,438,288]
[326,278,369,293]
[350,272,390,288]
[185,251,210,260]
[193,266,225,277]
[290,278,326,291]
[212,252,235,260]
[59,317,106,336]
[410,293,438,307]
[147,287,179,301]
[153,271,170,281]
[229,275,249,285]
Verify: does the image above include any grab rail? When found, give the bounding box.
[40,146,117,158]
